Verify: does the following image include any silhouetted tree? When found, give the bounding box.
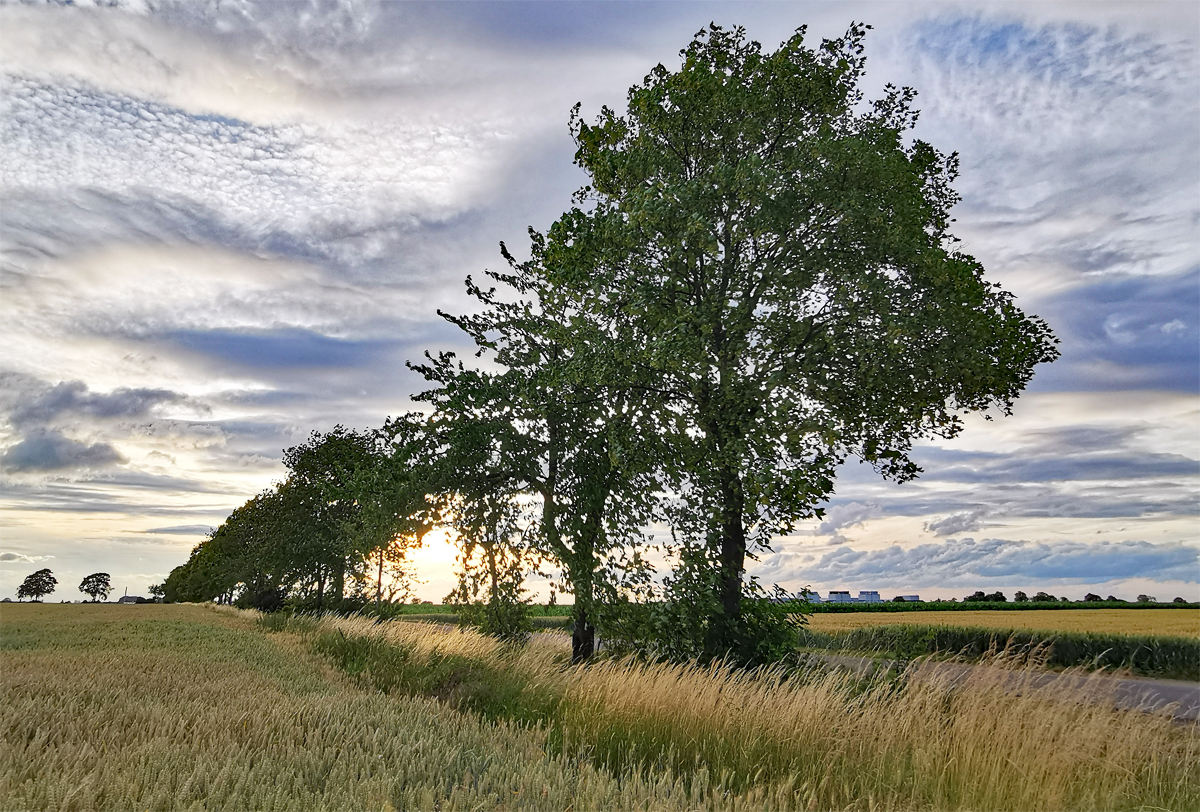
[17,569,56,602]
[78,572,112,602]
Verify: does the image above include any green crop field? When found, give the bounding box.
[2,603,1197,811]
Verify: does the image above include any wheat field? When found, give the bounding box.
[807,608,1200,637]
[3,603,1197,811]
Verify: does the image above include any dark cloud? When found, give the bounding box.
[1031,269,1200,392]
[815,501,882,543]
[9,379,184,426]
[789,538,1198,588]
[0,477,241,515]
[913,445,1198,484]
[925,510,987,537]
[163,327,405,371]
[1,429,125,472]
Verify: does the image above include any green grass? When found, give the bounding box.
[797,624,1200,680]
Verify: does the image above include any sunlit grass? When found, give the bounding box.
[3,603,1197,811]
[314,613,1200,811]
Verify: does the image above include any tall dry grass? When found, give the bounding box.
[0,604,776,811]
[4,604,1197,810]
[315,613,1200,811]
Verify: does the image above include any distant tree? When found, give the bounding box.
[1083,593,1102,602]
[1106,595,1122,602]
[148,583,165,602]
[1136,594,1156,604]
[17,569,56,602]
[892,595,907,603]
[986,591,1006,602]
[963,591,988,602]
[1032,591,1057,602]
[78,572,112,602]
[1013,590,1029,602]
[1173,597,1186,604]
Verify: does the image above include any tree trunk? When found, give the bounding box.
[332,559,346,606]
[708,465,747,656]
[571,608,595,663]
[315,568,325,612]
[377,547,384,610]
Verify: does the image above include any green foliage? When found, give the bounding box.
[77,572,112,602]
[17,568,56,602]
[550,22,1058,660]
[797,624,1200,681]
[596,543,807,666]
[164,418,436,610]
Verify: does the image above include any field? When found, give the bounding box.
[807,608,1200,637]
[3,603,1198,810]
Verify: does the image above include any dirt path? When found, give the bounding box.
[810,652,1200,722]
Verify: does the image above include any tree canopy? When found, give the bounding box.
[545,23,1058,660]
[162,22,1056,667]
[78,572,112,603]
[18,568,56,602]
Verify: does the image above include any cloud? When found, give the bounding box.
[142,525,213,535]
[814,502,884,544]
[0,551,51,563]
[895,14,1199,295]
[793,538,1199,587]
[1030,269,1200,392]
[925,510,987,537]
[8,378,184,425]
[1,429,126,472]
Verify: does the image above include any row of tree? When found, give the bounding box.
[162,24,1058,664]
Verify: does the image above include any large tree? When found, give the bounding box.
[554,24,1058,660]
[414,239,657,660]
[17,568,56,602]
[78,572,112,603]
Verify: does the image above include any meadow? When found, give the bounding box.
[3,603,1198,811]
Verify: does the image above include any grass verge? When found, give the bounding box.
[283,613,1200,810]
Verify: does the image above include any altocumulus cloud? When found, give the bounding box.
[793,538,1199,587]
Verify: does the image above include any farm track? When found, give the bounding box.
[809,652,1200,722]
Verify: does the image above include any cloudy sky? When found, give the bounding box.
[1,0,1196,603]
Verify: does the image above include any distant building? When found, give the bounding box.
[117,595,144,604]
[896,595,920,602]
[857,591,881,603]
[826,590,854,603]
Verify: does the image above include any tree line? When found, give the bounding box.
[161,24,1058,665]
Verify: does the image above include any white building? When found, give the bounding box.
[857,591,881,603]
[826,590,854,603]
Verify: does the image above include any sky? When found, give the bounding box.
[0,0,1196,604]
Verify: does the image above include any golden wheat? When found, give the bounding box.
[807,608,1200,637]
[3,604,1197,810]
[319,612,1199,810]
